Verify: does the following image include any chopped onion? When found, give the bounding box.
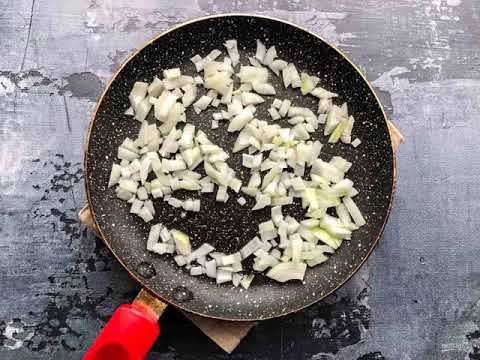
[255,39,266,63]
[171,229,191,256]
[238,66,269,84]
[228,108,254,132]
[174,255,187,267]
[181,84,197,107]
[163,68,181,79]
[224,40,240,67]
[241,92,264,106]
[129,82,148,110]
[185,243,215,263]
[240,274,254,289]
[300,73,320,95]
[124,107,134,116]
[216,269,232,284]
[278,99,291,117]
[268,107,281,121]
[252,82,276,95]
[263,46,277,66]
[248,56,262,67]
[311,87,338,99]
[266,262,306,282]
[114,38,368,288]
[270,59,288,76]
[351,138,361,147]
[205,259,217,278]
[343,197,366,226]
[193,95,212,114]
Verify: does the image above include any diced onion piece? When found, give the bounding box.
[152,90,179,121]
[124,107,134,116]
[204,71,233,96]
[278,99,291,117]
[328,119,348,143]
[255,39,266,63]
[228,108,254,132]
[242,154,262,169]
[290,234,303,263]
[268,107,281,121]
[259,220,277,241]
[271,206,283,226]
[311,87,338,99]
[129,82,148,109]
[232,273,242,287]
[193,95,212,114]
[174,255,187,267]
[185,243,215,263]
[216,269,232,284]
[312,159,344,183]
[248,56,262,67]
[341,116,355,144]
[182,84,197,108]
[151,242,175,254]
[252,82,276,95]
[229,178,242,193]
[216,185,228,203]
[318,98,332,114]
[147,224,162,251]
[137,186,148,200]
[266,262,307,282]
[343,197,366,226]
[238,66,269,84]
[163,68,181,79]
[300,73,320,95]
[240,237,263,259]
[240,274,255,289]
[270,59,288,76]
[119,179,138,193]
[130,198,143,214]
[263,46,277,66]
[138,206,154,222]
[205,259,217,278]
[108,164,122,188]
[224,40,240,67]
[272,98,283,109]
[252,193,271,210]
[312,228,341,249]
[190,266,204,276]
[332,178,354,196]
[241,92,264,106]
[171,229,191,256]
[351,138,361,148]
[148,77,164,97]
[336,203,352,225]
[288,64,301,88]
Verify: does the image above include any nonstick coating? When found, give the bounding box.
[85,14,394,321]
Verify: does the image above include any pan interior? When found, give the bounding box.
[86,15,394,320]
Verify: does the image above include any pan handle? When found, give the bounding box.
[83,290,167,360]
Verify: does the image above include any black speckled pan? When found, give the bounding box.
[85,14,395,321]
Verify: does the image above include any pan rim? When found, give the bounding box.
[83,13,396,321]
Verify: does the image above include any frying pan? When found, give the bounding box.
[83,14,395,359]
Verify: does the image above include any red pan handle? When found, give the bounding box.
[83,290,167,360]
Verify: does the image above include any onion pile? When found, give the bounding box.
[108,39,365,288]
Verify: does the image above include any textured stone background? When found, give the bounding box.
[1,1,479,359]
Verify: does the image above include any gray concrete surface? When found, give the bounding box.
[1,0,479,359]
